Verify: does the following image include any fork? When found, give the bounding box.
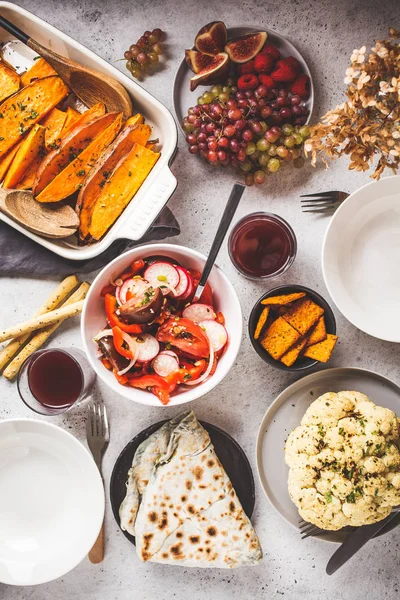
[86,397,110,563]
[300,190,349,214]
[299,506,400,539]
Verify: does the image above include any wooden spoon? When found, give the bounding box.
[0,187,79,239]
[0,16,133,119]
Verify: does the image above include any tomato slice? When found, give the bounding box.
[156,317,210,358]
[127,374,170,405]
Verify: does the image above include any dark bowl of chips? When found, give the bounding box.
[248,285,337,371]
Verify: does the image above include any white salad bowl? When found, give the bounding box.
[81,243,243,407]
[0,419,104,586]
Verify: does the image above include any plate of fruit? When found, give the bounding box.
[174,22,314,185]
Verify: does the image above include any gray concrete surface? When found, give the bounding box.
[1,0,400,598]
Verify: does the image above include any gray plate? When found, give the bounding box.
[256,367,400,543]
[173,25,314,135]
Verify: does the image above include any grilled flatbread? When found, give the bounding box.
[120,411,262,568]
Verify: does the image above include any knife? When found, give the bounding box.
[326,511,399,575]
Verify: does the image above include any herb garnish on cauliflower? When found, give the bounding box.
[285,391,400,530]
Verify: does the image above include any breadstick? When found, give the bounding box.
[0,300,84,343]
[0,275,79,370]
[3,282,90,381]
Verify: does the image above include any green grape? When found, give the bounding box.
[276,146,289,158]
[210,85,223,98]
[202,92,213,104]
[282,124,294,136]
[284,135,296,148]
[183,119,195,133]
[245,142,256,156]
[148,52,159,63]
[299,125,311,138]
[152,43,163,55]
[129,44,140,57]
[245,173,254,186]
[222,86,231,94]
[239,160,252,172]
[218,92,229,103]
[293,157,305,168]
[267,158,281,172]
[259,121,268,134]
[148,34,158,45]
[256,138,270,152]
[249,149,260,161]
[258,152,269,167]
[254,170,265,184]
[293,133,303,145]
[197,96,206,105]
[268,144,277,156]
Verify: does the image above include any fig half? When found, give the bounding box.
[185,50,214,74]
[195,21,228,56]
[189,52,230,91]
[225,32,268,63]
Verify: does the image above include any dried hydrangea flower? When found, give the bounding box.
[306,29,400,179]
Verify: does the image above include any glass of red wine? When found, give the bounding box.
[17,348,96,415]
[228,212,297,280]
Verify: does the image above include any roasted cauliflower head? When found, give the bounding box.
[285,391,400,530]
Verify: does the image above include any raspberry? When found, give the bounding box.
[271,59,298,82]
[261,43,281,61]
[258,74,275,89]
[237,74,259,91]
[237,60,255,75]
[284,56,300,72]
[291,73,310,99]
[254,53,274,74]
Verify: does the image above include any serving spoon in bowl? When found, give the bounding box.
[0,187,79,239]
[0,15,133,119]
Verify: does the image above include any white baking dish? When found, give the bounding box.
[0,2,178,260]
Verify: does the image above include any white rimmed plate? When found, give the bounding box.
[0,419,104,585]
[256,367,400,543]
[173,25,314,134]
[322,175,400,342]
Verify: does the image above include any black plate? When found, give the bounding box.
[248,284,336,372]
[110,420,255,545]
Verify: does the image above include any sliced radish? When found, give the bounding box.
[183,303,216,322]
[160,349,180,362]
[118,277,149,306]
[184,341,215,386]
[198,320,228,352]
[144,262,180,296]
[180,270,194,301]
[152,351,179,377]
[173,266,190,298]
[134,334,160,362]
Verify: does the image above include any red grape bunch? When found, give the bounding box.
[123,29,164,78]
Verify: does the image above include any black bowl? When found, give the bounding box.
[248,284,336,372]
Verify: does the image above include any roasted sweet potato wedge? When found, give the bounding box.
[0,143,21,182]
[3,124,46,189]
[20,57,57,86]
[16,153,43,190]
[61,106,83,135]
[0,61,20,102]
[76,120,151,239]
[0,76,69,158]
[33,109,114,196]
[36,112,123,203]
[88,143,160,241]
[40,108,67,150]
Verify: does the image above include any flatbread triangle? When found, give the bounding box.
[120,411,262,568]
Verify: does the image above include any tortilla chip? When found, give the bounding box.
[283,298,324,336]
[303,334,338,363]
[280,337,308,367]
[254,306,270,340]
[306,317,327,347]
[261,292,306,306]
[260,317,301,360]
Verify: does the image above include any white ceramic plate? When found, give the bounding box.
[256,367,400,543]
[322,175,400,342]
[81,243,242,407]
[0,419,104,585]
[173,25,314,134]
[0,2,177,260]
